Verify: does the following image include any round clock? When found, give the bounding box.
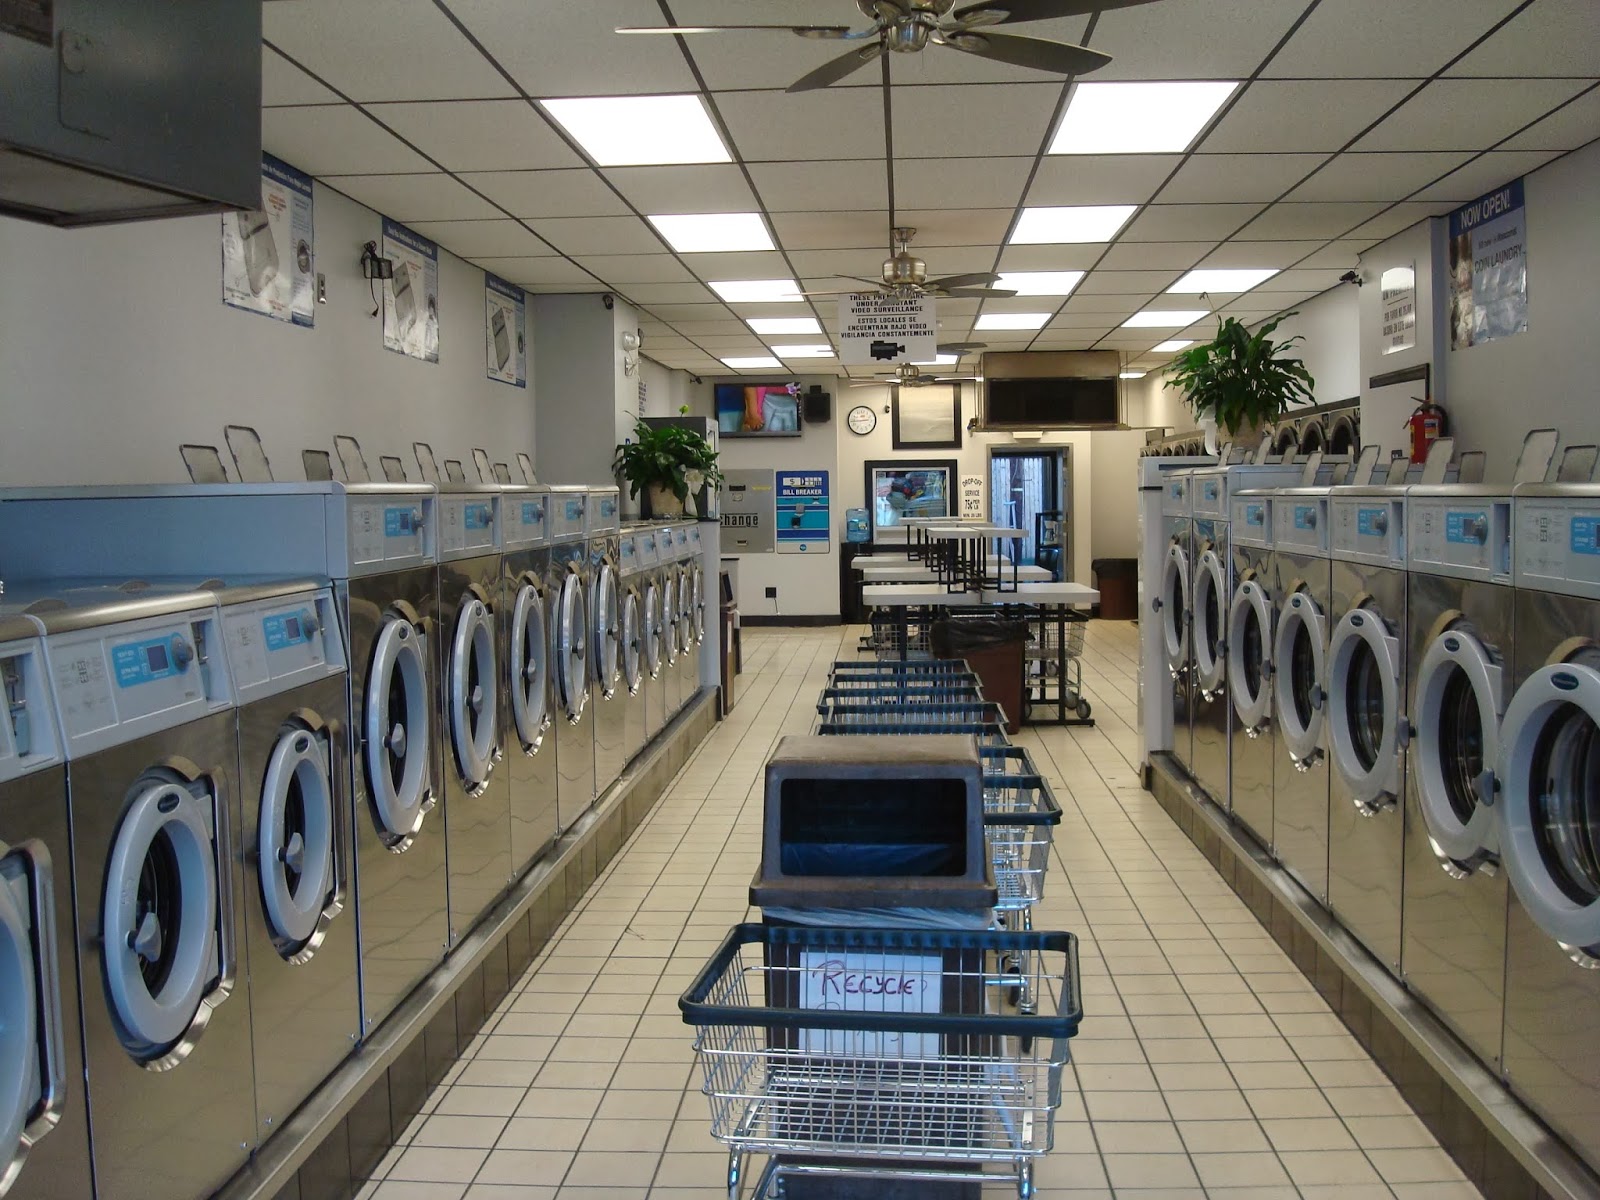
[847,405,877,436]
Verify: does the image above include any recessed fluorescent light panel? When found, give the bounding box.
[1123,309,1209,328]
[913,354,960,366]
[1119,370,1147,379]
[772,344,834,358]
[541,95,731,166]
[1153,340,1193,353]
[747,317,820,335]
[1009,205,1137,245]
[994,271,1086,296]
[1048,81,1239,155]
[720,356,781,369]
[1169,268,1279,293]
[709,278,802,303]
[975,313,1052,331]
[649,212,773,253]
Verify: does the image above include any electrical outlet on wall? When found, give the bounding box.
[764,586,778,599]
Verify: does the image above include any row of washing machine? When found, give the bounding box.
[1151,451,1600,1177]
[0,481,710,1200]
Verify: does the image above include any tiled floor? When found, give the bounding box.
[358,622,1484,1200]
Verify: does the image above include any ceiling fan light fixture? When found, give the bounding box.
[1123,309,1209,328]
[540,95,732,166]
[1009,205,1137,244]
[709,278,803,303]
[747,317,821,335]
[1047,81,1239,155]
[994,270,1086,296]
[1169,268,1279,293]
[975,312,1052,330]
[648,212,774,253]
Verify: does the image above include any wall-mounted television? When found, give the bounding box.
[716,382,803,437]
[984,375,1120,427]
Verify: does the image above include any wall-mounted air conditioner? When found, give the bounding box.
[980,351,1124,430]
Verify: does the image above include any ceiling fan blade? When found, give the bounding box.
[796,289,858,297]
[927,271,1001,290]
[941,287,1018,299]
[937,341,987,353]
[940,30,1111,75]
[788,40,885,92]
[616,24,855,36]
[934,375,983,382]
[950,0,1161,26]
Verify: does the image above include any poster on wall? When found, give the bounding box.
[220,154,315,327]
[837,293,936,365]
[383,218,440,363]
[960,473,985,519]
[720,468,776,554]
[1448,178,1527,350]
[483,273,526,387]
[1379,263,1416,355]
[775,471,829,554]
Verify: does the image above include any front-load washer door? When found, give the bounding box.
[1413,625,1502,869]
[0,840,61,1191]
[675,566,693,650]
[1229,578,1273,732]
[1160,541,1190,674]
[1193,549,1227,696]
[364,613,433,842]
[1498,652,1600,957]
[1328,602,1403,810]
[556,568,589,723]
[1275,588,1327,765]
[621,590,643,696]
[591,561,620,699]
[102,777,223,1062]
[259,725,337,960]
[642,581,662,679]
[691,564,706,645]
[449,595,498,792]
[662,574,680,666]
[509,580,550,753]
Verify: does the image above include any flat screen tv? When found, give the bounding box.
[716,382,803,437]
[985,376,1120,427]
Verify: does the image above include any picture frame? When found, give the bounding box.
[863,458,959,540]
[891,385,963,450]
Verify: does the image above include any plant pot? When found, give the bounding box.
[1200,413,1219,455]
[646,483,683,518]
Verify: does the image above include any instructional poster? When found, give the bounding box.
[383,218,440,363]
[1448,178,1527,350]
[1378,263,1416,355]
[484,273,526,387]
[837,293,936,365]
[221,154,314,327]
[775,471,829,554]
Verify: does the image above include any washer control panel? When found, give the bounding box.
[619,534,639,576]
[1232,495,1272,548]
[223,588,345,705]
[1273,494,1329,554]
[633,529,660,568]
[503,488,549,551]
[0,633,61,781]
[439,493,500,559]
[671,524,691,559]
[1331,494,1406,565]
[1160,474,1192,518]
[1516,497,1600,598]
[346,494,433,571]
[1409,497,1511,582]
[584,487,620,536]
[547,488,587,542]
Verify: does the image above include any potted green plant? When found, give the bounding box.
[612,410,724,519]
[1163,314,1315,452]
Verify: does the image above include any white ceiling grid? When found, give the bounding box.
[260,0,1600,376]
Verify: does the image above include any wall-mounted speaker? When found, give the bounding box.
[803,385,831,424]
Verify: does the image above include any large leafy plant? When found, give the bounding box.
[1164,314,1315,435]
[611,411,723,503]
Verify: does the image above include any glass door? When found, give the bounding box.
[990,449,1068,578]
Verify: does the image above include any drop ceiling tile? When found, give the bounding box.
[326,174,501,222]
[727,302,821,321]
[475,256,572,283]
[1076,270,1184,294]
[790,246,994,276]
[407,220,554,258]
[1499,87,1600,150]
[1197,240,1324,268]
[1090,0,1306,80]
[1449,0,1600,76]
[605,165,759,214]
[674,321,759,337]
[263,0,514,101]
[1237,201,1388,239]
[893,157,1033,210]
[1122,204,1266,241]
[678,250,794,277]
[460,169,630,218]
[720,89,888,161]
[373,100,585,172]
[1163,154,1325,203]
[499,259,603,287]
[1049,311,1125,328]
[1355,79,1591,152]
[1265,0,1517,79]
[934,298,981,318]
[892,84,1063,159]
[1203,81,1417,153]
[1410,150,1569,202]
[669,0,882,89]
[448,0,700,96]
[747,160,889,212]
[528,283,609,293]
[525,216,665,256]
[1296,241,1377,268]
[636,303,727,323]
[1098,242,1217,270]
[571,255,697,284]
[1285,151,1474,202]
[1059,295,1147,316]
[623,283,719,304]
[770,211,891,251]
[1344,202,1456,242]
[1253,268,1346,293]
[895,210,1014,246]
[997,245,1102,272]
[262,47,339,107]
[1026,155,1179,206]
[263,106,434,176]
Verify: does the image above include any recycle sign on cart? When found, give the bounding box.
[837,294,937,365]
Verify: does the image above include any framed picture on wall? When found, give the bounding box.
[864,458,959,540]
[891,385,963,450]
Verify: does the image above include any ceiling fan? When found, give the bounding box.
[618,0,1162,92]
[850,363,980,388]
[803,227,1016,299]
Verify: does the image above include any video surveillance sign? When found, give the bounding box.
[838,294,936,365]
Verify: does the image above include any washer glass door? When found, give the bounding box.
[0,844,46,1184]
[1413,625,1501,868]
[691,564,706,644]
[259,726,336,958]
[1328,603,1403,810]
[1193,549,1227,696]
[621,590,643,695]
[555,568,588,723]
[365,613,432,840]
[642,581,662,679]
[509,580,549,753]
[449,595,498,790]
[1160,541,1190,673]
[591,562,620,699]
[1275,588,1327,765]
[675,566,693,652]
[1229,578,1272,731]
[662,574,680,666]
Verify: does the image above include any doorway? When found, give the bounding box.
[990,447,1070,580]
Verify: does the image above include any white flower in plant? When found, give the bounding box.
[684,469,705,490]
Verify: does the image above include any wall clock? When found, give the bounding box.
[847,405,877,436]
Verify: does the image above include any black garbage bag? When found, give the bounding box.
[931,617,1029,654]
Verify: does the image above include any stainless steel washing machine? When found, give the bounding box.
[36,585,253,1200]
[434,483,509,944]
[619,526,648,765]
[668,523,694,713]
[1157,471,1197,774]
[1270,486,1334,904]
[1326,485,1409,972]
[660,528,684,719]
[222,581,358,1144]
[0,613,94,1200]
[685,522,709,701]
[1228,489,1278,849]
[1401,486,1512,1070]
[1497,482,1600,1174]
[547,487,593,829]
[635,525,666,744]
[586,488,624,798]
[500,485,557,878]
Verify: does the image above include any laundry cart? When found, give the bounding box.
[680,923,1083,1200]
[828,658,980,690]
[815,700,1011,746]
[977,747,1062,933]
[815,679,983,715]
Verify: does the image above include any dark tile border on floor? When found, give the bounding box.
[1147,752,1600,1200]
[223,690,721,1200]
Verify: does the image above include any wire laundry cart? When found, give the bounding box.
[815,680,983,715]
[828,658,978,687]
[814,700,1011,745]
[977,747,1061,933]
[1022,607,1091,723]
[680,924,1083,1200]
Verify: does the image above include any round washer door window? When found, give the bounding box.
[642,582,662,678]
[1498,655,1600,955]
[1327,603,1403,810]
[556,569,589,723]
[365,614,432,839]
[1274,589,1327,765]
[621,590,643,695]
[662,575,680,665]
[691,565,706,644]
[259,727,336,955]
[102,780,220,1060]
[1229,578,1273,731]
[508,581,549,753]
[591,563,620,697]
[1193,549,1227,695]
[450,597,498,789]
[675,567,694,650]
[1160,542,1190,674]
[0,845,40,1177]
[1413,626,1502,867]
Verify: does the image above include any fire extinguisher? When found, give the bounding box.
[1404,397,1448,462]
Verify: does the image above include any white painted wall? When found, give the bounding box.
[530,292,644,487]
[1086,429,1147,563]
[1358,217,1448,464]
[1261,284,1360,406]
[0,185,535,485]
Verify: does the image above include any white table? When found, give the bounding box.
[859,562,1055,584]
[861,582,1098,608]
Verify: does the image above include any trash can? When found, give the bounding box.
[931,618,1028,733]
[1091,557,1138,621]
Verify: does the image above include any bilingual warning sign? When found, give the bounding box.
[837,293,937,366]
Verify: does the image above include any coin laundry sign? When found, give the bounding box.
[837,294,937,365]
[1448,178,1527,350]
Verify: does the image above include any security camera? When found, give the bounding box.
[1339,270,1364,287]
[601,292,615,310]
